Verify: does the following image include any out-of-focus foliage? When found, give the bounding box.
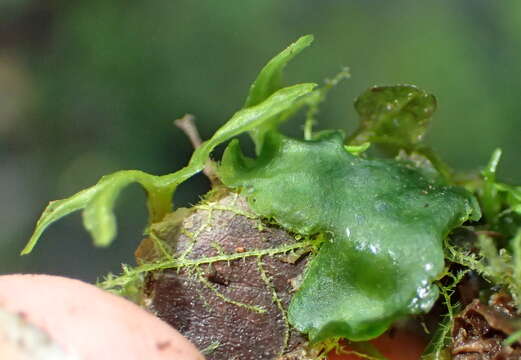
[1,0,521,281]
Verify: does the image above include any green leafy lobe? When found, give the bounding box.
[244,34,314,153]
[349,85,455,181]
[349,85,436,150]
[219,131,479,342]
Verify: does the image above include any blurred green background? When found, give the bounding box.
[1,1,520,282]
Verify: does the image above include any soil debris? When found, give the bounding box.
[452,293,521,360]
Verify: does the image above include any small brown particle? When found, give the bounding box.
[206,269,230,286]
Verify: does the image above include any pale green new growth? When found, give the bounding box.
[421,270,467,359]
[304,67,350,141]
[99,237,320,294]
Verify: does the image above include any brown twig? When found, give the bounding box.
[174,114,220,186]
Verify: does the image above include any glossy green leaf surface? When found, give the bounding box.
[22,83,315,254]
[189,83,315,167]
[349,85,436,149]
[219,131,480,342]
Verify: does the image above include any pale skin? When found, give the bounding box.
[0,274,426,360]
[0,274,204,360]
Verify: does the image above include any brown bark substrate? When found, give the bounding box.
[135,190,315,360]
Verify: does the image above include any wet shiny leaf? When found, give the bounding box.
[219,131,479,342]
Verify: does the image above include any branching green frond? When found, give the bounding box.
[23,170,168,254]
[420,314,453,360]
[98,264,144,302]
[243,35,315,152]
[304,67,350,140]
[98,238,318,293]
[245,35,314,108]
[445,239,495,282]
[421,271,466,359]
[190,83,316,164]
[23,82,315,254]
[445,234,521,307]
